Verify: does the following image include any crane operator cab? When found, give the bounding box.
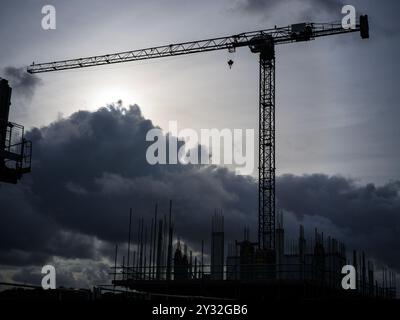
[249,34,275,60]
[0,78,32,184]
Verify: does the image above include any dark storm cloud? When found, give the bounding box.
[239,0,343,12]
[277,174,400,269]
[1,104,399,288]
[2,66,42,101]
[0,185,102,267]
[0,103,257,270]
[24,104,257,244]
[237,0,344,20]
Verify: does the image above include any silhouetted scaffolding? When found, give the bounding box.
[0,78,32,184]
[111,205,397,300]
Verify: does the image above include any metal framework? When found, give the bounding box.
[1,78,32,184]
[258,47,276,250]
[26,18,369,251]
[0,120,32,183]
[27,22,366,74]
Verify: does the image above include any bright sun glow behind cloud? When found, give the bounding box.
[88,85,136,108]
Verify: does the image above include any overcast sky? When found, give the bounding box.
[0,0,399,184]
[1,0,400,289]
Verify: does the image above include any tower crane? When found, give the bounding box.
[27,16,369,256]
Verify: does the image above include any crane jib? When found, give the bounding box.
[26,17,368,74]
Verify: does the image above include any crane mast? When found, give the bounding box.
[27,17,369,254]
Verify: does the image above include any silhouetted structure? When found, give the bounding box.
[0,78,31,184]
[211,212,224,280]
[112,205,397,301]
[173,240,189,280]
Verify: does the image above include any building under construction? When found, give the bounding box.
[112,204,397,301]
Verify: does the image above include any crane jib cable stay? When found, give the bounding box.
[27,17,369,256]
